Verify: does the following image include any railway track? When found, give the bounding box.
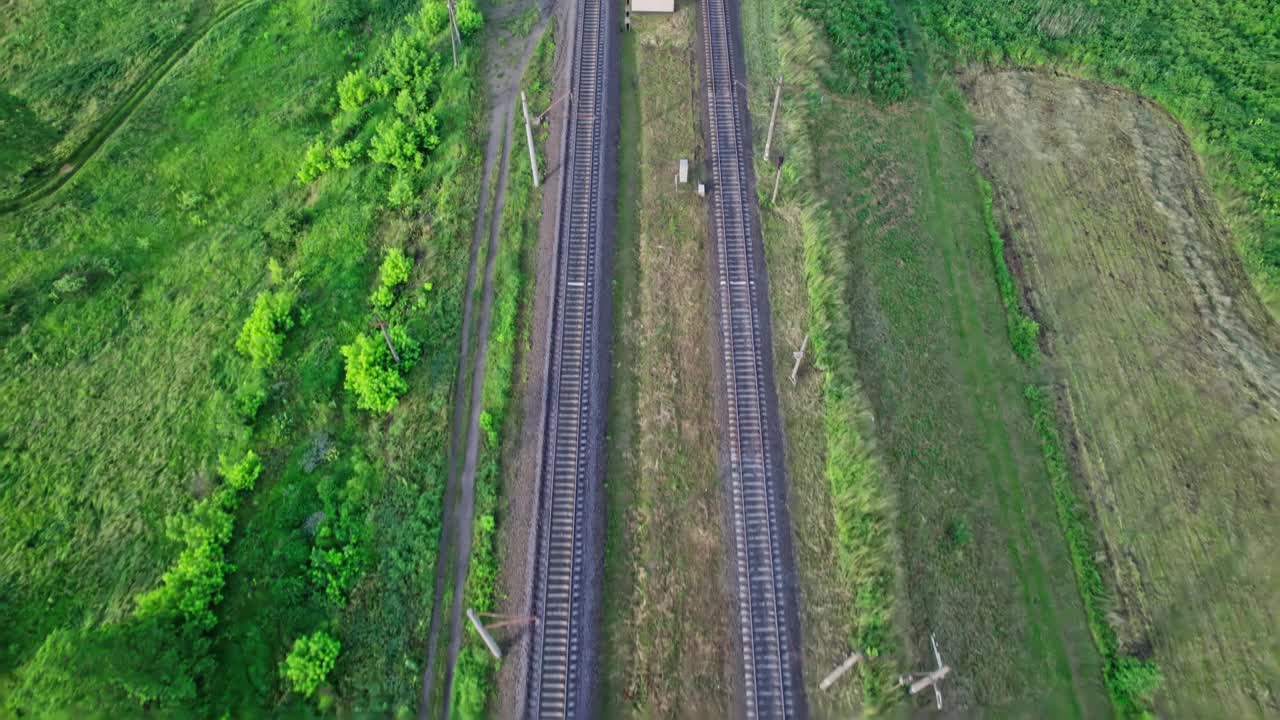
[699,0,805,715]
[525,0,610,713]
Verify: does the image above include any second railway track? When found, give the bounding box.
[699,0,806,715]
[525,0,614,713]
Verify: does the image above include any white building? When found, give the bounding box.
[632,0,674,13]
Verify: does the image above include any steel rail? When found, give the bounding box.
[525,0,608,713]
[699,0,802,714]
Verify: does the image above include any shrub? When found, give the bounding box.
[455,1,483,37]
[219,450,262,491]
[281,631,341,698]
[135,491,237,633]
[263,206,303,244]
[50,272,87,300]
[236,288,296,368]
[371,246,413,307]
[340,331,407,413]
[297,137,331,185]
[337,69,372,113]
[329,138,364,169]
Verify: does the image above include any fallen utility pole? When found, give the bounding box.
[790,333,808,385]
[762,76,782,163]
[771,156,785,206]
[819,651,863,691]
[466,608,536,660]
[521,91,540,188]
[370,314,402,365]
[897,633,951,710]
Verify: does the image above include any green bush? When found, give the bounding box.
[281,630,341,698]
[801,0,908,101]
[340,331,407,413]
[236,288,296,368]
[454,1,483,37]
[297,136,332,185]
[337,69,372,112]
[219,449,262,491]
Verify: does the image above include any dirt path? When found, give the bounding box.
[418,14,548,717]
[0,0,265,214]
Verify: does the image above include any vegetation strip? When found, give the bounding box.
[446,23,554,717]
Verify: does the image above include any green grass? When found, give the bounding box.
[913,0,1280,313]
[0,0,211,198]
[736,2,1111,713]
[0,0,484,713]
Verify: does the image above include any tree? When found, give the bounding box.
[297,137,331,184]
[281,631,341,698]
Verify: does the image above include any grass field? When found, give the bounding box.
[734,0,1114,712]
[600,7,734,717]
[0,0,483,713]
[915,0,1280,314]
[0,0,213,197]
[968,70,1280,718]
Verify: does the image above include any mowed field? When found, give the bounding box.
[601,6,734,717]
[969,71,1280,718]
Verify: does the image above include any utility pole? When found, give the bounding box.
[370,314,402,365]
[521,91,540,188]
[466,608,536,660]
[446,0,461,66]
[771,155,785,206]
[763,76,782,163]
[790,333,808,385]
[819,651,863,691]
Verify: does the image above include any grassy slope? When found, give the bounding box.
[738,0,901,714]
[968,71,1280,717]
[0,0,207,192]
[0,0,479,712]
[736,1,1111,713]
[601,8,733,717]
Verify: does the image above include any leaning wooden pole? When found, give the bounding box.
[521,91,541,188]
[762,76,782,163]
[771,159,784,206]
[446,0,461,66]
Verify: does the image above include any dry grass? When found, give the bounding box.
[601,5,733,717]
[969,70,1280,718]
